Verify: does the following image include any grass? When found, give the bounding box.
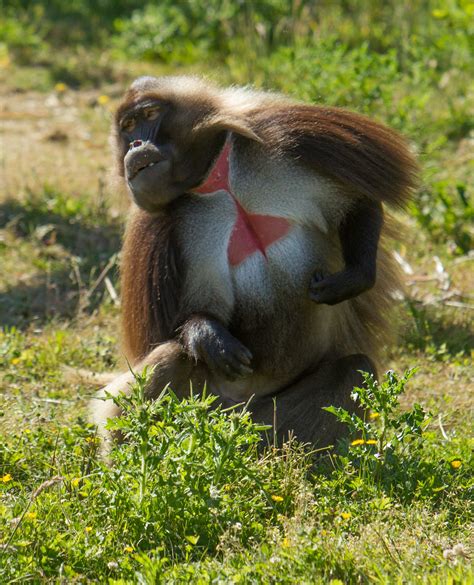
[0,1,473,582]
[1,369,472,582]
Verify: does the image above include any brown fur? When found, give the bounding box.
[247,105,418,207]
[120,207,181,362]
[251,353,376,447]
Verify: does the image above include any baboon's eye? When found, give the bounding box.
[144,107,160,121]
[121,117,136,133]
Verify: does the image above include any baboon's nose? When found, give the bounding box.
[125,141,164,180]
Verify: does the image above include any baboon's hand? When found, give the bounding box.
[309,268,375,305]
[181,316,253,379]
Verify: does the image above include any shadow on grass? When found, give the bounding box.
[0,197,123,329]
[402,300,474,357]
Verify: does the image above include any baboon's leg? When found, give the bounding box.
[90,341,207,452]
[249,354,376,448]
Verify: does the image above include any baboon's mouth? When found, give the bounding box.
[133,161,158,177]
[128,159,162,181]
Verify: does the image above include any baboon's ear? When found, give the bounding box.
[194,114,262,143]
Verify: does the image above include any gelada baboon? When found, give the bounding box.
[91,76,417,451]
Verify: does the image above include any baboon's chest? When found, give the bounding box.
[183,137,340,311]
[192,138,292,267]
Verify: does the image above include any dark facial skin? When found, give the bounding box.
[117,98,225,213]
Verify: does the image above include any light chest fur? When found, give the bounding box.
[176,138,351,318]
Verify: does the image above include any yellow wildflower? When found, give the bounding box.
[450,459,462,469]
[71,478,80,487]
[54,82,67,93]
[124,545,134,553]
[1,473,12,483]
[432,9,448,19]
[85,526,92,533]
[97,95,110,106]
[351,439,365,446]
[25,511,37,521]
[11,357,20,365]
[366,439,377,445]
[340,512,351,520]
[282,537,289,547]
[271,495,284,502]
[369,412,380,420]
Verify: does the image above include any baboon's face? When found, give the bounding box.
[115,77,226,212]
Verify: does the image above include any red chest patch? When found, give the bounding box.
[192,138,290,266]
